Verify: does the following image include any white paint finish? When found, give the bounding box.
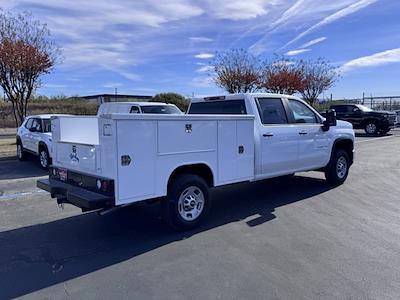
[55,142,97,173]
[296,125,330,170]
[55,116,99,145]
[217,121,238,183]
[259,125,299,176]
[157,121,217,155]
[116,120,157,204]
[236,119,255,180]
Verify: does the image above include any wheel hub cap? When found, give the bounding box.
[40,151,48,167]
[178,186,204,221]
[336,156,348,179]
[366,123,376,134]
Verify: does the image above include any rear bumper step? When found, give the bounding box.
[37,178,115,211]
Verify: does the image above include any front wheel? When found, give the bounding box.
[162,174,210,230]
[325,149,350,186]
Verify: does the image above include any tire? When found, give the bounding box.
[325,149,350,186]
[364,121,378,135]
[39,146,51,169]
[162,174,210,230]
[16,141,27,161]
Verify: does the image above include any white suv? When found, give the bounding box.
[16,114,64,169]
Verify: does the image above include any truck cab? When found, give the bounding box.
[188,94,354,180]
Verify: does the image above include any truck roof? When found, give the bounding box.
[100,102,176,106]
[27,114,71,119]
[190,93,302,103]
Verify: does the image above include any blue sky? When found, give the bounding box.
[2,0,400,99]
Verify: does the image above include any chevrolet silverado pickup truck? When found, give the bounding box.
[324,104,397,135]
[37,93,355,230]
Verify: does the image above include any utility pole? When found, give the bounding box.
[115,88,118,95]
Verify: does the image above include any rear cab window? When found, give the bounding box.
[189,100,247,115]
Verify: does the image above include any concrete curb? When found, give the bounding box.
[0,155,17,162]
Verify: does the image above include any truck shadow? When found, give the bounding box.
[0,175,333,299]
[0,159,47,180]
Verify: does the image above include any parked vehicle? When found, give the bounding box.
[37,93,355,230]
[16,102,182,169]
[323,104,397,135]
[17,114,67,169]
[97,102,183,115]
[395,110,400,126]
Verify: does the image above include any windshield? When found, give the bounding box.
[140,105,182,114]
[356,104,373,112]
[42,119,51,133]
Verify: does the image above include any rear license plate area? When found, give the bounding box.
[58,169,68,181]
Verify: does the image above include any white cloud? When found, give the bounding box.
[341,48,400,73]
[195,53,215,59]
[300,37,327,48]
[283,0,377,47]
[204,0,271,20]
[190,37,213,43]
[103,82,123,88]
[191,76,213,87]
[196,65,214,73]
[285,49,311,56]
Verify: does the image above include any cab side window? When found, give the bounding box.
[288,100,318,124]
[31,118,42,132]
[130,106,140,114]
[257,98,288,125]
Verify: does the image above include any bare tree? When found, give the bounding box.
[211,49,261,94]
[299,58,338,106]
[261,57,305,95]
[0,10,60,126]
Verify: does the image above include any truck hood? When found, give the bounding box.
[336,120,353,129]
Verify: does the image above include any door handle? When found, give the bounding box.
[263,133,274,137]
[298,131,308,135]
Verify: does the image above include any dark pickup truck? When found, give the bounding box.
[322,104,397,135]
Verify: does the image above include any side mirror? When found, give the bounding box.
[29,127,37,132]
[322,109,337,131]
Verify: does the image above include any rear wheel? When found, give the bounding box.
[365,121,378,135]
[325,149,350,186]
[16,141,26,161]
[39,146,50,169]
[162,174,210,230]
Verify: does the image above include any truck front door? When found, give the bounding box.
[256,97,299,177]
[287,99,329,170]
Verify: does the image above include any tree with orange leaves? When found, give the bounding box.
[0,10,60,126]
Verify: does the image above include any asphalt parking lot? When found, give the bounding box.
[1,129,400,300]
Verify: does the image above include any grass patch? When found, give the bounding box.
[0,138,16,159]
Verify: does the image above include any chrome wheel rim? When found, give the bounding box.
[17,145,22,159]
[40,151,48,168]
[366,123,377,134]
[336,156,348,179]
[178,186,205,221]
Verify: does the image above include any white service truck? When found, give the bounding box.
[37,93,355,230]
